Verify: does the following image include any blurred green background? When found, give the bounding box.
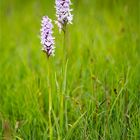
[0,0,140,139]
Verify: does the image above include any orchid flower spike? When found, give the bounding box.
[40,16,55,57]
[55,0,73,32]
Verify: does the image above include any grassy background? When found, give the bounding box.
[0,0,140,139]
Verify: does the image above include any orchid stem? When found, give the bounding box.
[47,59,53,140]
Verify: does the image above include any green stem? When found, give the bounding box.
[60,92,64,136]
[60,24,68,136]
[63,24,68,60]
[47,59,53,140]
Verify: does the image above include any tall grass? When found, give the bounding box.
[0,0,140,139]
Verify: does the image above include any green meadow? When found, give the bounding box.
[0,0,140,139]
